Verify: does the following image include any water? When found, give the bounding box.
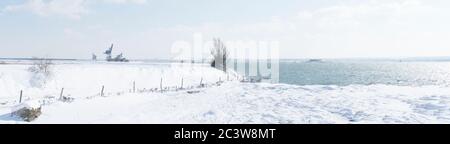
[279,60,450,86]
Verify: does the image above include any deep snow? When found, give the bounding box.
[1,61,450,124]
[0,61,232,106]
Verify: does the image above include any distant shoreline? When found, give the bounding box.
[0,58,77,61]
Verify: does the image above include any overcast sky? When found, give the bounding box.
[1,0,450,59]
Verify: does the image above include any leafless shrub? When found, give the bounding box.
[60,96,75,103]
[28,58,53,87]
[28,58,52,75]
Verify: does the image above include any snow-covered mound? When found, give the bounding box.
[2,82,450,124]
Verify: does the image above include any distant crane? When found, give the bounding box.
[104,44,113,60]
[103,43,129,62]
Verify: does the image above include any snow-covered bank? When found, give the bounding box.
[2,62,450,124]
[3,82,450,124]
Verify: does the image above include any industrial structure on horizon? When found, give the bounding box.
[103,44,129,62]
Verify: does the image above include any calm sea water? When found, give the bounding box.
[278,60,450,86]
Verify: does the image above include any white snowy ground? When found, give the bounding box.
[1,61,450,124]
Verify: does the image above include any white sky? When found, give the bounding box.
[1,0,450,59]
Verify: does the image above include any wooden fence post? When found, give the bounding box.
[181,77,184,89]
[59,88,64,100]
[19,90,23,103]
[160,77,163,93]
[200,77,203,86]
[133,81,136,93]
[101,86,105,96]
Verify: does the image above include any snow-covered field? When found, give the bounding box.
[1,61,450,124]
[0,61,231,104]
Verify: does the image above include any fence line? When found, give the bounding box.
[10,74,239,105]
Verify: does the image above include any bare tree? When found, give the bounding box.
[210,38,228,72]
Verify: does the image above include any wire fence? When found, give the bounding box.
[1,74,243,108]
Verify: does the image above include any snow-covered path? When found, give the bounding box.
[2,82,449,124]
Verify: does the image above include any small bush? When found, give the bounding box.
[14,107,42,122]
[28,58,52,75]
